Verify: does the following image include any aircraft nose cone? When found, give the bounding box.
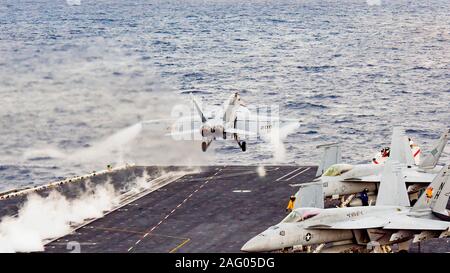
[241,236,270,252]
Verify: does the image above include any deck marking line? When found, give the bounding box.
[285,167,311,181]
[276,167,304,181]
[169,238,191,253]
[127,168,223,252]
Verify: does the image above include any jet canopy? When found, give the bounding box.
[322,164,353,177]
[281,208,321,223]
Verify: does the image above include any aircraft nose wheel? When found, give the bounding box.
[202,142,207,152]
[241,141,246,152]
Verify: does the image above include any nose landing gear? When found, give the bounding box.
[202,142,207,152]
[238,141,247,152]
[202,139,212,152]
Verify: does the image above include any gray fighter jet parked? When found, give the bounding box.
[241,160,450,252]
[296,128,449,200]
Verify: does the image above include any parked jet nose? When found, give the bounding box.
[241,235,271,252]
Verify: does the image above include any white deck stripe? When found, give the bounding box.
[285,167,311,181]
[276,167,304,181]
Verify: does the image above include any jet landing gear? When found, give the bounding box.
[234,134,246,152]
[202,140,212,152]
[237,141,246,152]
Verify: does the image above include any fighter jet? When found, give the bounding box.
[299,128,449,200]
[157,92,301,152]
[241,160,450,252]
[187,92,251,152]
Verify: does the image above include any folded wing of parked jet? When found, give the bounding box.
[390,127,416,166]
[294,181,324,209]
[411,165,450,218]
[316,143,342,177]
[376,160,410,207]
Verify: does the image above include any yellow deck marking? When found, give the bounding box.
[169,238,191,253]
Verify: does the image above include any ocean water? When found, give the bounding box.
[0,0,449,191]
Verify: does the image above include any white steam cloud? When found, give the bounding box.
[366,0,382,6]
[0,180,122,253]
[0,168,193,253]
[263,122,300,163]
[23,122,143,166]
[256,165,266,177]
[66,0,81,6]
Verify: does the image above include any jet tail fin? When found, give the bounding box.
[294,181,324,209]
[389,127,415,166]
[418,129,449,170]
[315,143,341,177]
[190,93,207,123]
[412,165,450,219]
[376,160,410,207]
[223,92,245,123]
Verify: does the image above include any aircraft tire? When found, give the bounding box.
[202,142,207,152]
[241,141,246,152]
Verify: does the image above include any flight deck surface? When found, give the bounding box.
[44,165,316,253]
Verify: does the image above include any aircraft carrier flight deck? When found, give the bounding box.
[0,165,315,253]
[1,165,448,253]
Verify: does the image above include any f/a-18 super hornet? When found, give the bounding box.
[148,92,301,152]
[295,128,449,201]
[185,92,251,152]
[241,160,450,253]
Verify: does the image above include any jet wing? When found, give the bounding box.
[142,116,202,124]
[341,172,435,184]
[224,128,256,136]
[402,169,436,183]
[383,215,450,231]
[305,216,389,230]
[236,113,300,123]
[306,215,450,231]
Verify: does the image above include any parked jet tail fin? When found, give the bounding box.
[376,160,410,207]
[315,143,341,177]
[294,181,324,209]
[190,93,207,123]
[419,129,449,170]
[389,127,415,166]
[412,165,450,219]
